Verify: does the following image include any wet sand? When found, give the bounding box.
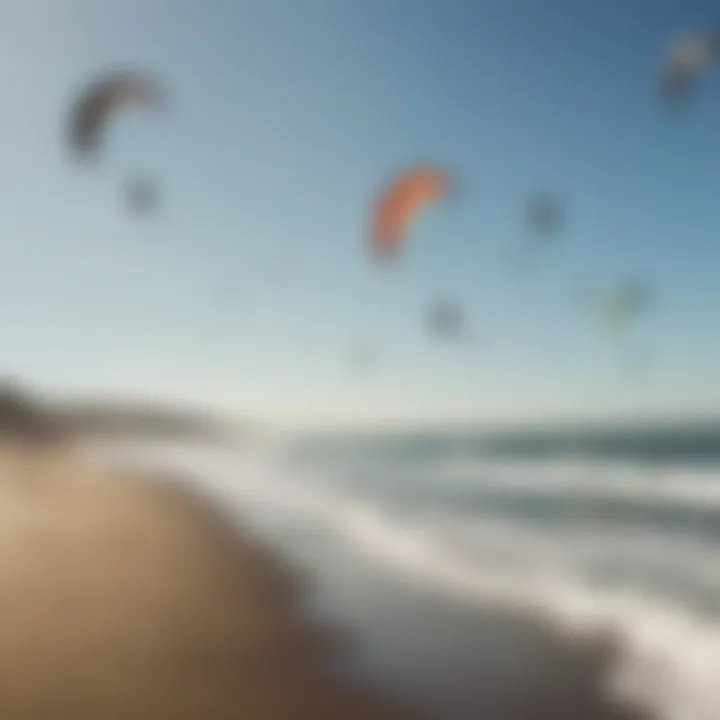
[0,442,650,720]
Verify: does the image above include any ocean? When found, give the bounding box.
[94,422,720,720]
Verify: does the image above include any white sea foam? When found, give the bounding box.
[90,440,720,720]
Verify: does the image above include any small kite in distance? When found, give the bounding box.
[660,29,720,105]
[68,70,164,164]
[124,175,160,216]
[426,299,466,341]
[369,165,452,263]
[597,280,653,339]
[526,194,564,239]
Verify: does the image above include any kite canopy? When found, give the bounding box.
[369,166,450,261]
[124,175,160,216]
[68,70,164,162]
[661,30,720,104]
[426,299,465,340]
[526,194,564,238]
[599,281,652,337]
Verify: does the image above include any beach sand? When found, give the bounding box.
[0,441,650,720]
[0,443,414,720]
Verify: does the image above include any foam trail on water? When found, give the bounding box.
[90,441,720,720]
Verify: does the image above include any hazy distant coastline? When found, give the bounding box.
[294,419,720,466]
[0,379,246,444]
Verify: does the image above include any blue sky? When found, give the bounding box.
[0,0,719,425]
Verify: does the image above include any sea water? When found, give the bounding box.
[92,423,720,720]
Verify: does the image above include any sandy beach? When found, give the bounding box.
[0,443,417,720]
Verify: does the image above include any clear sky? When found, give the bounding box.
[1,0,719,426]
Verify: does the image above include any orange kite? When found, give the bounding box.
[369,166,450,261]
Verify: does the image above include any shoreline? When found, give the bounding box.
[235,501,653,720]
[0,445,417,720]
[0,441,656,720]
